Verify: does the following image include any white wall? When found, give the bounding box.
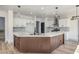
[60,18,78,41]
[65,18,78,41]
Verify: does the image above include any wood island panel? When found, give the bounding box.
[14,34,64,53]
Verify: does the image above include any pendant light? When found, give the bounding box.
[71,5,79,20]
[16,5,21,17]
[54,6,60,27]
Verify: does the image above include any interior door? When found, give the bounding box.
[0,17,5,41]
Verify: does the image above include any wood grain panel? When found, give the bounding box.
[14,34,64,53]
[19,37,51,53]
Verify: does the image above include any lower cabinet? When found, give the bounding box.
[14,36,20,49]
[14,34,64,53]
[51,34,64,51]
[59,35,64,45]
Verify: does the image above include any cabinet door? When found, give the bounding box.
[55,36,60,47]
[14,37,20,49]
[59,19,67,27]
[14,18,26,27]
[51,37,57,50]
[51,36,60,49]
[59,34,64,45]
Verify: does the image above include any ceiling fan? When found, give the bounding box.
[71,5,79,20]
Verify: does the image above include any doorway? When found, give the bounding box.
[41,22,45,33]
[0,17,5,41]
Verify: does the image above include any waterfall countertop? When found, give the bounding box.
[13,31,64,37]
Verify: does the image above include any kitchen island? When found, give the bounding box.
[14,32,64,53]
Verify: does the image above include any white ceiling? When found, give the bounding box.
[0,5,77,18]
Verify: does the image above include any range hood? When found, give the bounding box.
[52,7,60,31]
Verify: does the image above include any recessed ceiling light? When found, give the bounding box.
[41,7,44,10]
[30,12,32,14]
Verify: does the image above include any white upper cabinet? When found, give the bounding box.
[13,16,35,27]
[13,17,26,27]
[59,19,68,27]
[45,18,54,27]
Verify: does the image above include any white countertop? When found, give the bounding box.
[14,31,64,37]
